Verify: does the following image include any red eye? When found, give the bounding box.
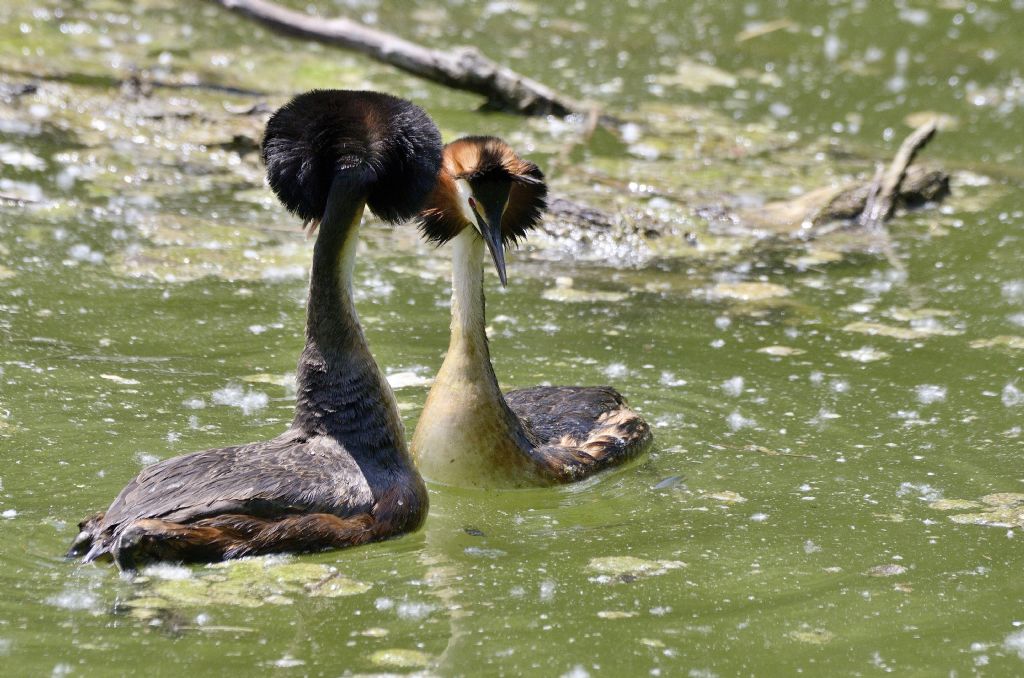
[468,197,477,209]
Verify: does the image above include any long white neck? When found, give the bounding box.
[412,229,540,487]
[448,228,489,357]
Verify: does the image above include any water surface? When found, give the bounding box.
[1,0,1023,675]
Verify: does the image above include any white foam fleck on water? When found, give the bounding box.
[261,265,305,281]
[272,655,305,668]
[899,7,930,25]
[603,363,628,379]
[134,451,160,466]
[0,178,42,202]
[46,589,99,611]
[916,384,947,404]
[182,397,205,410]
[620,122,641,143]
[1003,629,1024,659]
[396,601,436,620]
[896,482,942,502]
[374,597,393,611]
[0,145,45,170]
[561,666,590,678]
[769,102,791,118]
[142,563,193,580]
[464,546,507,558]
[51,664,73,677]
[1002,280,1024,302]
[360,275,394,299]
[1002,383,1023,407]
[1009,313,1024,328]
[750,513,769,523]
[727,411,756,431]
[688,670,718,678]
[714,315,732,330]
[804,540,822,554]
[810,408,840,425]
[823,34,841,60]
[722,376,744,397]
[539,580,556,601]
[68,243,104,264]
[248,324,266,335]
[841,346,889,363]
[2,509,16,519]
[211,384,268,415]
[660,371,687,387]
[386,370,431,390]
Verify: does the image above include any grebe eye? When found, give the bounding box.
[468,197,477,209]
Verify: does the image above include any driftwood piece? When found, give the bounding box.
[211,0,590,117]
[743,164,950,235]
[543,158,950,245]
[858,120,938,229]
[738,123,949,237]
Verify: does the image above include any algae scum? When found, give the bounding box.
[2,0,1024,675]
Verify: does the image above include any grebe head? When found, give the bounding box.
[261,89,442,233]
[418,136,547,285]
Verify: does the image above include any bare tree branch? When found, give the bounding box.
[211,0,593,117]
[858,119,938,230]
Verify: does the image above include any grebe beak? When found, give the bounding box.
[476,206,507,287]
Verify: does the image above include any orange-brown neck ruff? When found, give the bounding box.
[411,229,544,488]
[418,137,547,246]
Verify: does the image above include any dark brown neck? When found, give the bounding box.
[292,175,406,463]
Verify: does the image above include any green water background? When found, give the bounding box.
[1,0,1023,675]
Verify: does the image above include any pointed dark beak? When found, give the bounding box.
[475,208,507,287]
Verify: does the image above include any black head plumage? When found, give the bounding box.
[262,90,443,225]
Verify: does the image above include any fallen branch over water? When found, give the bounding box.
[858,119,938,230]
[542,123,951,246]
[210,0,591,117]
[739,122,949,236]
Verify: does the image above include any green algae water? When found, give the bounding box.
[2,0,1023,675]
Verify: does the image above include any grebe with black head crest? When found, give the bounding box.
[67,90,441,570]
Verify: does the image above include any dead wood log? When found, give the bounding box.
[858,119,938,229]
[739,123,949,237]
[211,0,592,117]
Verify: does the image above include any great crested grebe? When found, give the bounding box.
[67,90,441,570]
[411,137,652,487]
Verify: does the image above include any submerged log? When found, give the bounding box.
[211,0,591,117]
[741,164,950,236]
[858,119,938,230]
[737,122,949,237]
[543,124,951,243]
